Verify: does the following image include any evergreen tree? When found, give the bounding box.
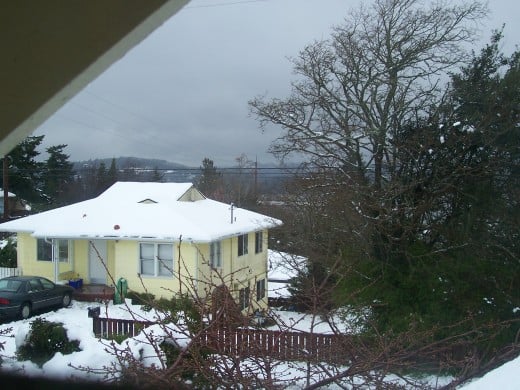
[0,237,17,267]
[95,162,109,196]
[337,33,520,351]
[42,144,75,207]
[196,158,222,198]
[77,162,100,200]
[150,166,164,182]
[107,158,118,186]
[1,136,45,206]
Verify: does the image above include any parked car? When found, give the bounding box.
[0,276,74,320]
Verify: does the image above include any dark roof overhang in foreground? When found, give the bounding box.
[0,0,189,157]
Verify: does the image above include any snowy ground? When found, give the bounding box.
[1,299,516,388]
[267,249,306,300]
[0,299,356,383]
[0,248,517,387]
[459,357,520,390]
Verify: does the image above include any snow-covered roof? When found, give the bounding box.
[0,182,282,242]
[0,188,16,198]
[268,250,306,282]
[268,250,307,299]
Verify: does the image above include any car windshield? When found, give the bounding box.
[0,279,23,292]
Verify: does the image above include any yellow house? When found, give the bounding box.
[0,182,282,313]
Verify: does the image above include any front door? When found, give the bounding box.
[89,240,107,284]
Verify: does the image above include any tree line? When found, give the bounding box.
[0,136,167,218]
[0,135,279,219]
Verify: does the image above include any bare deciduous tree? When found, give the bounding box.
[249,0,487,188]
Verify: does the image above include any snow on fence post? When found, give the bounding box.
[0,267,22,278]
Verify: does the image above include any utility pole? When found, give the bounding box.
[3,156,9,220]
[254,157,258,198]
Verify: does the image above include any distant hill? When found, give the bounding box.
[73,156,190,170]
[72,156,301,189]
[72,156,299,170]
[72,156,198,183]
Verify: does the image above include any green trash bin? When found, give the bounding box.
[114,277,128,304]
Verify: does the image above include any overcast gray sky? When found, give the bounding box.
[34,0,519,167]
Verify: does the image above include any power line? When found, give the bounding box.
[43,102,181,156]
[82,90,169,131]
[184,0,268,9]
[4,166,305,179]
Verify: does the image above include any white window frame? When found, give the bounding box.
[57,239,72,263]
[139,242,174,277]
[255,231,263,254]
[37,238,52,261]
[256,278,266,301]
[239,285,250,310]
[238,234,248,257]
[210,241,222,269]
[37,239,72,263]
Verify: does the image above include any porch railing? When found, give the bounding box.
[0,267,22,278]
[92,317,156,338]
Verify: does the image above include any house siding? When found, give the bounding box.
[193,238,231,297]
[113,240,200,300]
[14,230,269,310]
[187,230,269,312]
[196,230,270,312]
[18,233,45,275]
[16,234,89,280]
[235,230,269,311]
[177,187,205,202]
[233,231,269,280]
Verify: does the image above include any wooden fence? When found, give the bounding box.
[92,317,156,338]
[92,317,352,363]
[199,327,350,363]
[0,267,22,278]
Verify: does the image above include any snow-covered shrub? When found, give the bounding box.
[16,318,80,367]
[0,236,17,268]
[126,291,155,311]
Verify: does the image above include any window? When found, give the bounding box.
[57,240,70,263]
[238,234,248,257]
[157,244,174,276]
[37,239,71,262]
[255,231,263,254]
[37,239,52,261]
[256,279,266,301]
[140,243,154,275]
[28,278,43,292]
[239,285,250,310]
[40,278,54,290]
[210,241,222,269]
[139,243,174,277]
